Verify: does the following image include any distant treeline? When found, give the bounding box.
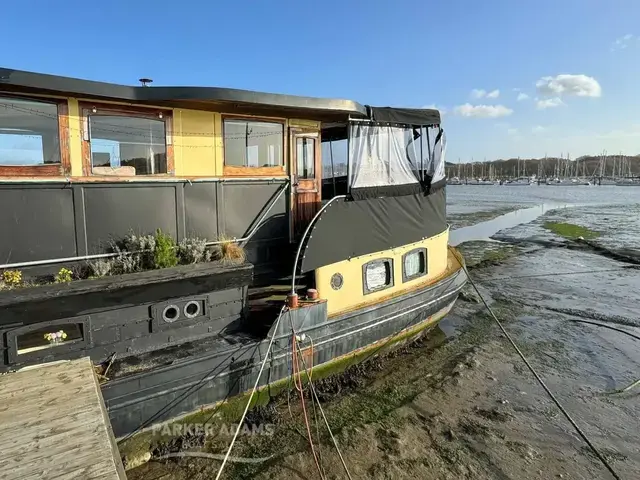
[445,155,640,178]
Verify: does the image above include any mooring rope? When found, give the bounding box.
[214,304,287,480]
[449,246,622,480]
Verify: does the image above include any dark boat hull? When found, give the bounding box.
[104,266,467,437]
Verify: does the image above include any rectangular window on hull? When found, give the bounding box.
[16,323,85,355]
[224,119,284,168]
[363,258,394,294]
[0,96,61,166]
[402,248,427,282]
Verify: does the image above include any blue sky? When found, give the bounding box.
[2,0,640,162]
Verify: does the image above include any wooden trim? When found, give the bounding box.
[79,101,174,177]
[78,101,171,119]
[221,115,286,176]
[221,113,287,123]
[0,165,63,177]
[0,93,69,177]
[223,165,286,177]
[57,102,71,175]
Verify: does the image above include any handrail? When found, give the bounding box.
[0,180,290,270]
[290,195,347,295]
[236,180,290,247]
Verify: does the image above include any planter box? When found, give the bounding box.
[0,261,253,371]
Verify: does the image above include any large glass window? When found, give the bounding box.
[88,114,168,175]
[0,96,61,166]
[363,259,394,294]
[224,119,283,168]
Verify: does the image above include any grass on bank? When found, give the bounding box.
[542,221,600,240]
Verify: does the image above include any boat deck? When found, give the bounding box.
[0,357,127,480]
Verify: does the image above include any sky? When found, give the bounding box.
[2,0,640,163]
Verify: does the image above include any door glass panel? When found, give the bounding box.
[296,137,315,179]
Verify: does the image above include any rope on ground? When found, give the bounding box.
[567,319,640,342]
[292,332,325,479]
[291,327,354,480]
[449,246,623,480]
[566,319,640,395]
[214,305,287,480]
[479,265,638,283]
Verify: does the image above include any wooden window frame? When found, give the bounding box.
[0,93,70,177]
[222,115,287,177]
[80,102,174,177]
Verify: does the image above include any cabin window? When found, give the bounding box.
[0,95,70,176]
[81,104,173,177]
[223,118,284,175]
[296,137,316,179]
[402,248,427,282]
[363,258,394,294]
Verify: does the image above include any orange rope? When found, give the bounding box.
[292,334,323,479]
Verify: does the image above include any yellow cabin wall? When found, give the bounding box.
[172,109,220,176]
[67,98,83,177]
[315,228,450,317]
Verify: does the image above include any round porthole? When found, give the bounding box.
[162,304,180,323]
[330,273,344,290]
[183,300,201,319]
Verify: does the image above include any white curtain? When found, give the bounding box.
[348,124,420,189]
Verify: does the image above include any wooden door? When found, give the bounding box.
[292,131,321,238]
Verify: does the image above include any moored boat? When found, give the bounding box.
[0,67,466,441]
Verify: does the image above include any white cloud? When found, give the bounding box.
[422,104,447,115]
[454,103,513,118]
[611,34,635,51]
[536,97,564,109]
[535,74,602,98]
[532,125,546,134]
[517,92,529,101]
[507,128,519,136]
[486,89,500,99]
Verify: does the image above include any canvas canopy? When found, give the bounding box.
[346,118,446,199]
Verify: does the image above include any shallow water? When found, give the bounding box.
[447,184,640,215]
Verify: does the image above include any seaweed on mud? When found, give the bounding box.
[543,221,600,240]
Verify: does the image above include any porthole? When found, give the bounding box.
[162,304,180,323]
[330,273,344,290]
[183,300,201,319]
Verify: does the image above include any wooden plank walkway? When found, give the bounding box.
[0,357,127,480]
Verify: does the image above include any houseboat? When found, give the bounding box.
[0,67,467,442]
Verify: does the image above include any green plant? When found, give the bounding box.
[153,229,178,269]
[55,267,73,283]
[2,270,22,287]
